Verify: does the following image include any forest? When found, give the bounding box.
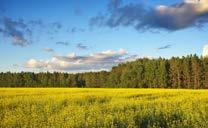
[1,54,208,88]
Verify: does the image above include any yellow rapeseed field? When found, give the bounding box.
[0,88,207,128]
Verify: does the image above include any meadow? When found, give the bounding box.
[0,88,207,128]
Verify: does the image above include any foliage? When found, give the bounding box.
[1,54,208,88]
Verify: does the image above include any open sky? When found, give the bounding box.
[0,0,208,72]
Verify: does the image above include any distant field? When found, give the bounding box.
[0,88,207,128]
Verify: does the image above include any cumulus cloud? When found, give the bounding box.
[25,49,134,72]
[203,44,208,57]
[26,59,48,69]
[90,0,208,31]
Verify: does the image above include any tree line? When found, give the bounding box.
[1,54,208,88]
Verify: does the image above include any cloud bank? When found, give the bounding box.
[90,0,208,31]
[25,49,137,72]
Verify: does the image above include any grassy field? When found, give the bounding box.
[0,88,207,128]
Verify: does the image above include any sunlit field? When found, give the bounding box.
[0,88,207,128]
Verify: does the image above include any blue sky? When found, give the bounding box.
[0,0,208,72]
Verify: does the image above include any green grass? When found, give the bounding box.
[0,88,208,128]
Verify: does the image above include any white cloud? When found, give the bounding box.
[25,49,138,72]
[26,59,47,68]
[203,44,208,57]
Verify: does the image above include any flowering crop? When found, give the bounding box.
[0,88,207,127]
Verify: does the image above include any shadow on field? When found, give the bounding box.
[127,93,179,100]
[134,111,184,128]
[75,96,112,106]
